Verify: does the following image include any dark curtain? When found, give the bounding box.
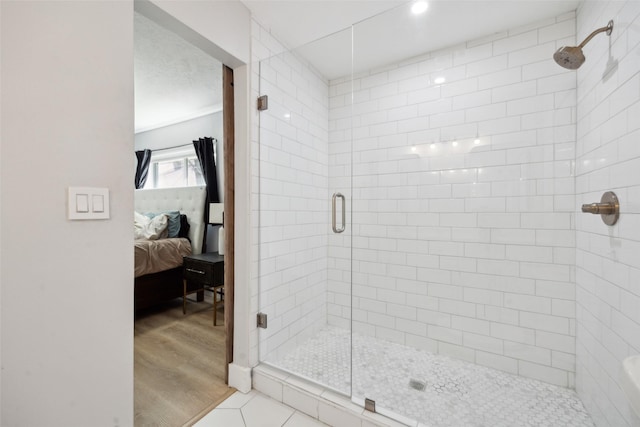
[193,137,220,203]
[135,149,152,189]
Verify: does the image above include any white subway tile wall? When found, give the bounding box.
[575,1,640,426]
[328,13,578,387]
[253,19,332,364]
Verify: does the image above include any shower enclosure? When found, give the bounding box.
[257,23,353,395]
[257,3,589,425]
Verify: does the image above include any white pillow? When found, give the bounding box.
[134,211,169,240]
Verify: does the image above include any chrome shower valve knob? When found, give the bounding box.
[581,191,619,226]
[581,203,616,215]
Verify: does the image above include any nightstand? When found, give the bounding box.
[182,252,224,325]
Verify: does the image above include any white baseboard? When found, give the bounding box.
[228,363,252,393]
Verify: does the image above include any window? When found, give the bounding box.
[143,146,206,189]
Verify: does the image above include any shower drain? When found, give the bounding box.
[409,379,426,391]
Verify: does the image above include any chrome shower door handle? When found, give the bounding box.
[332,192,345,233]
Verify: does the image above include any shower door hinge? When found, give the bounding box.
[257,312,268,329]
[257,95,268,111]
[364,398,376,413]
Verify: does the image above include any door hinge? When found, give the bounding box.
[257,312,268,328]
[257,95,268,111]
[364,398,376,413]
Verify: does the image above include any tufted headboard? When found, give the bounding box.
[134,186,207,255]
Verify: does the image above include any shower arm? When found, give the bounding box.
[578,21,614,48]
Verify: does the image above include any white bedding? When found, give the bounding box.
[134,186,207,255]
[134,211,169,240]
[133,186,207,278]
[134,238,192,277]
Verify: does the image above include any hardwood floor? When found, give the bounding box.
[134,294,232,427]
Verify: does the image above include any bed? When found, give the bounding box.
[134,186,207,310]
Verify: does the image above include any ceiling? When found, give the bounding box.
[134,12,222,133]
[135,0,581,132]
[243,0,581,80]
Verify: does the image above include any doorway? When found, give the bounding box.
[133,8,235,426]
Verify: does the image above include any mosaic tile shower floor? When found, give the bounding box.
[270,327,594,427]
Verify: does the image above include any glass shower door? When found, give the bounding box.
[256,27,354,395]
[348,1,583,424]
[349,4,434,424]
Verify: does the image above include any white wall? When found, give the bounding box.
[231,62,253,377]
[135,112,222,152]
[141,0,250,67]
[575,1,640,426]
[0,0,254,424]
[328,13,578,387]
[252,19,331,364]
[1,1,134,425]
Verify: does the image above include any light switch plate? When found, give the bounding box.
[68,187,110,220]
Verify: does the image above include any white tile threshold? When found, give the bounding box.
[252,364,409,427]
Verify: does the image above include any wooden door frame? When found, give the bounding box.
[222,64,235,383]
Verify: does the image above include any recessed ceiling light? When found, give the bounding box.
[434,76,446,84]
[411,1,428,15]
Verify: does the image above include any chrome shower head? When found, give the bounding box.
[553,20,613,70]
[553,46,585,70]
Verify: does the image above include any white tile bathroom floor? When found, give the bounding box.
[194,390,327,427]
[265,326,595,427]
